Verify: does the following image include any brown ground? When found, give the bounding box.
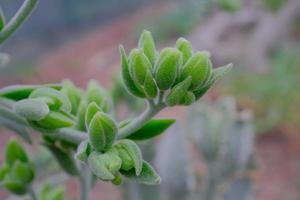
[1,3,300,200]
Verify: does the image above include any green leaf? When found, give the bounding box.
[88,112,117,152]
[0,164,9,181]
[126,118,176,140]
[119,45,146,98]
[143,71,158,98]
[35,111,74,130]
[193,63,232,100]
[181,51,212,90]
[10,161,34,184]
[14,99,49,121]
[128,49,152,85]
[5,139,28,167]
[2,177,27,195]
[86,80,114,113]
[0,8,5,31]
[138,30,157,65]
[0,84,61,101]
[30,87,71,113]
[76,100,88,131]
[121,161,161,185]
[154,48,180,90]
[88,151,121,181]
[43,143,78,176]
[165,76,192,106]
[85,102,102,128]
[75,140,92,162]
[61,79,82,115]
[176,37,192,65]
[114,139,143,175]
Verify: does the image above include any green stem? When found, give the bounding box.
[79,164,92,200]
[28,185,38,200]
[117,101,165,139]
[0,0,38,44]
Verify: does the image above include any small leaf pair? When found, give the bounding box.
[0,139,35,195]
[86,102,117,152]
[13,87,75,132]
[120,30,159,99]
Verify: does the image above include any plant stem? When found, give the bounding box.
[0,0,38,44]
[53,101,165,144]
[117,101,165,139]
[28,185,38,200]
[79,164,92,200]
[56,128,87,144]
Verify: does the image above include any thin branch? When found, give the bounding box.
[0,0,39,44]
[28,185,38,200]
[117,101,165,139]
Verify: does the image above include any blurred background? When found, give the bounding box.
[0,0,300,199]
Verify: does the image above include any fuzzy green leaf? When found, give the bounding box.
[144,71,158,98]
[138,30,157,65]
[176,37,192,65]
[154,48,180,90]
[193,63,232,100]
[75,140,92,162]
[14,99,49,121]
[129,49,152,85]
[76,100,88,131]
[181,51,212,90]
[86,80,113,113]
[126,118,176,140]
[0,8,5,31]
[165,76,192,106]
[0,84,61,101]
[119,45,146,98]
[10,161,34,184]
[114,139,143,175]
[61,79,82,115]
[121,161,161,185]
[30,87,71,113]
[5,139,28,167]
[85,102,102,128]
[88,151,121,181]
[36,111,74,130]
[2,177,27,195]
[88,112,117,152]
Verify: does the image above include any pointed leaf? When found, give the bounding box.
[126,118,176,140]
[0,84,61,101]
[114,139,143,175]
[14,99,49,121]
[121,161,161,185]
[119,45,145,98]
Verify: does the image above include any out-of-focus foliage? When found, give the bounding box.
[134,0,212,42]
[224,47,300,133]
[122,97,256,200]
[263,0,285,11]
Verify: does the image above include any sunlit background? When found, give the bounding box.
[1,0,300,199]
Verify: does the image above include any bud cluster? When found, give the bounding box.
[120,30,232,106]
[0,139,35,195]
[76,100,158,185]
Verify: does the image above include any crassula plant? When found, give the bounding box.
[0,1,232,199]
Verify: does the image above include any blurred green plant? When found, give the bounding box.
[187,97,256,200]
[134,0,212,42]
[123,97,256,200]
[0,4,232,197]
[224,47,300,133]
[263,0,285,11]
